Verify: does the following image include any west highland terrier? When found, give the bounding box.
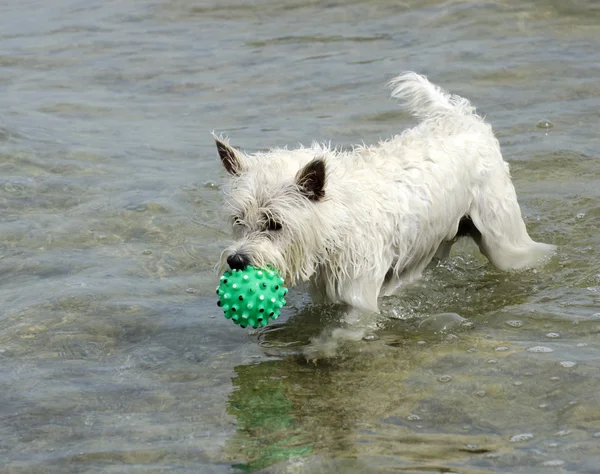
[215,72,555,355]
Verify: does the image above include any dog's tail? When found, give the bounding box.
[389,72,476,120]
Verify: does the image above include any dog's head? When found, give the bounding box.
[215,135,329,286]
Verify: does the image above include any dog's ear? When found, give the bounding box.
[296,158,326,201]
[213,134,243,176]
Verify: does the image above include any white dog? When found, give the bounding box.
[215,72,555,338]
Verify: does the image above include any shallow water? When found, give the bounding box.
[1,0,599,472]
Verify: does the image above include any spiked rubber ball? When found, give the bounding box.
[217,266,287,328]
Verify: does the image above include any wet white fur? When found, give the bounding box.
[217,72,555,314]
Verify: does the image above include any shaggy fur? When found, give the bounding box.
[215,72,555,315]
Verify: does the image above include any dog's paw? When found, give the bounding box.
[303,336,338,364]
[302,327,366,364]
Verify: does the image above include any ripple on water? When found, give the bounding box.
[527,346,553,353]
[509,433,534,443]
[542,460,565,467]
[536,119,554,129]
[418,312,466,333]
[505,320,524,328]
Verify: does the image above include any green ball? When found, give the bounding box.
[216,266,287,329]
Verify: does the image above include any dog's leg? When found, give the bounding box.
[380,244,440,297]
[304,276,384,362]
[470,168,555,270]
[303,306,379,363]
[433,240,454,261]
[428,215,478,265]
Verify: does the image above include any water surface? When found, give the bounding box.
[1,0,599,472]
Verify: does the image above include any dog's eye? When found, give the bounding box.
[266,218,282,232]
[232,217,244,227]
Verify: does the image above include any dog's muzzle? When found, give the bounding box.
[227,253,250,271]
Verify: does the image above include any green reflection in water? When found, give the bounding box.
[227,361,313,472]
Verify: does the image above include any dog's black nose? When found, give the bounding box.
[227,253,250,271]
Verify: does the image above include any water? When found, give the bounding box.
[1,0,599,472]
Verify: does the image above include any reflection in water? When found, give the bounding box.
[227,362,312,471]
[228,316,599,472]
